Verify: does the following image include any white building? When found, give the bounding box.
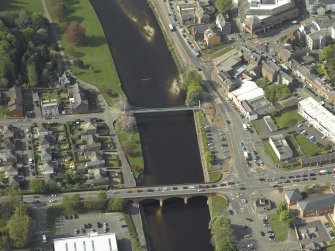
[269,134,293,161]
[41,99,59,117]
[298,97,335,143]
[228,80,268,121]
[54,233,118,251]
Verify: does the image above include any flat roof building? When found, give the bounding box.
[269,134,293,160]
[54,233,118,251]
[298,97,335,143]
[41,99,59,117]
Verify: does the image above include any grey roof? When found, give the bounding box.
[285,189,302,202]
[68,83,88,110]
[315,18,335,29]
[245,1,296,16]
[307,0,335,5]
[300,152,335,165]
[193,24,210,34]
[297,66,310,76]
[245,16,261,27]
[279,48,292,61]
[298,193,335,211]
[7,86,23,112]
[307,30,325,41]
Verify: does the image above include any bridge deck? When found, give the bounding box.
[129,107,200,114]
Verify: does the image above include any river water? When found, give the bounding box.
[90,0,213,250]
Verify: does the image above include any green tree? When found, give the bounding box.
[182,70,202,89]
[265,84,291,103]
[216,238,238,251]
[96,191,107,210]
[276,201,287,214]
[7,214,31,248]
[185,82,203,106]
[63,194,81,214]
[279,210,292,226]
[4,187,22,212]
[27,63,39,87]
[209,216,232,239]
[30,178,47,194]
[215,0,233,15]
[108,198,125,212]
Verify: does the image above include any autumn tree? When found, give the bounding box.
[117,113,136,131]
[65,21,86,44]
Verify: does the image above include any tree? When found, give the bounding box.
[30,178,47,194]
[209,216,232,239]
[117,113,136,131]
[182,70,202,89]
[51,3,66,21]
[27,63,39,87]
[216,238,238,251]
[185,82,203,106]
[124,145,135,156]
[108,198,125,212]
[265,84,291,103]
[215,0,233,15]
[63,194,81,214]
[96,191,107,210]
[279,210,292,226]
[4,187,22,212]
[65,21,86,44]
[276,202,287,214]
[7,214,31,248]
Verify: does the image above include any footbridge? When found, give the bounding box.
[125,101,201,114]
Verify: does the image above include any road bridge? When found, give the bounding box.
[125,101,201,114]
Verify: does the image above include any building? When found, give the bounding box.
[204,28,221,47]
[296,66,310,81]
[177,3,196,22]
[306,0,335,14]
[275,96,298,113]
[298,97,335,143]
[68,83,89,114]
[284,189,302,206]
[54,233,118,251]
[241,0,299,34]
[263,116,278,132]
[41,99,59,117]
[306,31,326,49]
[297,193,335,217]
[300,152,335,167]
[269,134,293,161]
[278,48,293,64]
[216,14,231,34]
[85,151,105,168]
[228,80,273,120]
[262,60,280,83]
[81,121,97,135]
[279,71,293,85]
[254,198,272,212]
[195,3,210,24]
[7,86,23,117]
[191,24,210,41]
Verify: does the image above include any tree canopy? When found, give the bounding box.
[108,198,125,212]
[182,70,203,106]
[319,44,335,78]
[209,216,237,251]
[63,194,81,214]
[216,238,238,251]
[65,21,86,44]
[276,201,287,215]
[279,210,292,226]
[7,214,31,248]
[265,84,291,103]
[215,0,233,15]
[30,178,47,194]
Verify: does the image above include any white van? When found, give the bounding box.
[42,234,47,243]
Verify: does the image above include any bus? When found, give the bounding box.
[168,24,175,31]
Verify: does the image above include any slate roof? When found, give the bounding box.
[285,189,302,202]
[298,193,335,211]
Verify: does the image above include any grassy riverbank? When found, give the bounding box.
[45,0,121,104]
[0,0,43,13]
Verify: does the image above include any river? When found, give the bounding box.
[90,0,213,250]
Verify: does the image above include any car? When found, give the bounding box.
[288,175,295,179]
[246,218,253,222]
[295,175,301,178]
[302,174,308,177]
[220,183,227,186]
[302,178,308,181]
[247,243,254,249]
[258,178,265,181]
[228,210,234,215]
[284,180,291,183]
[244,234,251,238]
[269,235,275,241]
[310,177,317,180]
[279,176,286,179]
[325,222,331,228]
[309,172,316,176]
[260,231,265,236]
[239,187,246,190]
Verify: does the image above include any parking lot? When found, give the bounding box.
[54,213,132,251]
[205,125,230,168]
[297,220,330,248]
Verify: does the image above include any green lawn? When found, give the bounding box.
[209,196,228,216]
[268,212,288,242]
[264,142,280,163]
[273,110,304,129]
[250,120,261,134]
[115,125,144,179]
[42,91,58,101]
[209,171,222,183]
[287,134,321,156]
[0,0,43,13]
[46,0,121,104]
[202,44,234,57]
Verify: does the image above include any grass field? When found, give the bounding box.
[268,212,288,242]
[46,0,121,104]
[287,134,321,156]
[115,125,144,179]
[209,171,222,183]
[273,110,304,129]
[209,196,228,216]
[0,0,43,13]
[264,142,280,163]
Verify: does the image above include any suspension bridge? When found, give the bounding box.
[125,101,201,114]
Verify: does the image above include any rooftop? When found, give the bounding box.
[285,189,302,202]
[298,193,335,212]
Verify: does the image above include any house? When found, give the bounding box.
[41,161,58,175]
[296,66,310,81]
[269,134,293,161]
[278,48,293,64]
[80,134,101,152]
[177,3,196,22]
[216,14,231,34]
[7,86,23,117]
[80,121,97,135]
[68,83,89,114]
[195,4,210,24]
[204,28,221,47]
[240,46,262,65]
[217,74,241,95]
[85,151,105,168]
[284,189,302,206]
[41,99,59,117]
[37,125,52,137]
[191,24,210,41]
[0,164,18,178]
[0,139,15,151]
[279,72,293,85]
[41,147,52,162]
[254,198,272,212]
[306,31,326,50]
[306,0,335,14]
[0,150,17,163]
[87,168,109,186]
[0,125,14,139]
[297,193,335,217]
[57,72,71,89]
[262,60,280,83]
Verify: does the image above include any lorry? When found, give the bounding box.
[319,169,328,175]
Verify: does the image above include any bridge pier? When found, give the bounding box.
[184,197,188,205]
[159,199,164,207]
